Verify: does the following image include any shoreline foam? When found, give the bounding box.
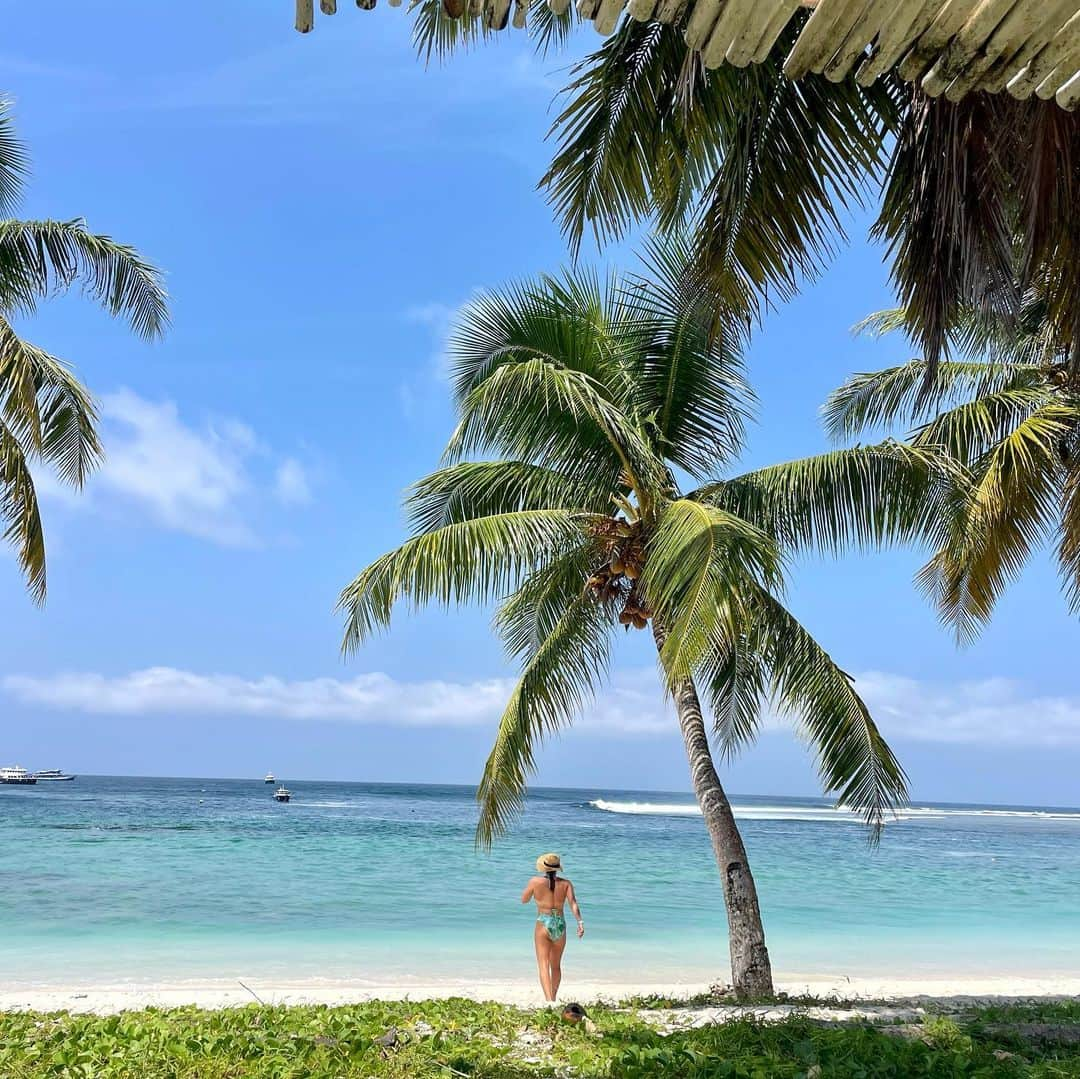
[3,974,1079,1015]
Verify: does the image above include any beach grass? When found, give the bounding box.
[3,998,1080,1077]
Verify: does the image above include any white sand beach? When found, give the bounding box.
[3,974,1080,1015]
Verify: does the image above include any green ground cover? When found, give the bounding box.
[3,998,1080,1077]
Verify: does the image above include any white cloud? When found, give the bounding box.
[853,671,1080,747]
[92,390,256,546]
[274,458,312,506]
[6,666,1080,747]
[0,665,670,734]
[39,389,313,547]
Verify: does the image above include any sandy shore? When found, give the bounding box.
[2,974,1079,1015]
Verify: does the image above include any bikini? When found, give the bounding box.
[537,908,566,941]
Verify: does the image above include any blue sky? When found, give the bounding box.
[3,2,1079,806]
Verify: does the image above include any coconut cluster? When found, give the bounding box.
[585,518,651,630]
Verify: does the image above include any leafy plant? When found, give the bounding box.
[0,97,168,600]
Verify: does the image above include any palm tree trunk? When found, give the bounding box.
[653,624,775,999]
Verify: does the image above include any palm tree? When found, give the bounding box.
[0,99,168,600]
[404,11,1080,381]
[338,238,940,997]
[826,295,1080,643]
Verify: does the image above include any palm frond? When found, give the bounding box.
[754,587,908,833]
[918,402,1073,642]
[445,356,667,503]
[1058,457,1080,614]
[911,385,1055,464]
[689,62,899,314]
[337,508,591,651]
[409,0,573,62]
[700,621,769,762]
[824,360,1042,443]
[640,498,779,683]
[476,589,612,847]
[494,544,596,662]
[0,219,168,339]
[0,99,28,217]
[620,232,755,477]
[703,441,956,556]
[405,460,609,533]
[872,92,1021,378]
[0,316,102,484]
[0,417,46,602]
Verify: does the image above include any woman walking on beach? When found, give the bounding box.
[522,853,584,1001]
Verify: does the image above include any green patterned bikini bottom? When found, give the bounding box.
[537,909,566,942]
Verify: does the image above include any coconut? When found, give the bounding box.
[632,614,648,629]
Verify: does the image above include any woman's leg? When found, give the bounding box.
[549,932,568,1000]
[533,922,555,1000]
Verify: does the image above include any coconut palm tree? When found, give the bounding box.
[406,11,1079,381]
[826,295,1080,643]
[337,237,946,997]
[0,99,168,600]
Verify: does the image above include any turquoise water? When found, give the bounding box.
[2,777,1079,987]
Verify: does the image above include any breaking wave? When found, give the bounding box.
[587,799,1080,823]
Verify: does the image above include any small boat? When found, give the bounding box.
[273,786,291,803]
[31,769,76,781]
[264,772,275,783]
[0,765,37,785]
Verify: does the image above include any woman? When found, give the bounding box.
[521,852,584,1001]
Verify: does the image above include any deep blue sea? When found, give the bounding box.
[2,776,1079,987]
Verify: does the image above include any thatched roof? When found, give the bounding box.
[294,0,1080,110]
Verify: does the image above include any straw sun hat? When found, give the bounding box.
[535,853,563,874]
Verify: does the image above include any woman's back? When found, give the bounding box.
[526,875,571,911]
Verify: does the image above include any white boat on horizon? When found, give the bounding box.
[264,772,275,783]
[0,765,37,785]
[32,769,76,781]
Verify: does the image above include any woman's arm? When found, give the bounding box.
[520,879,536,904]
[567,881,585,938]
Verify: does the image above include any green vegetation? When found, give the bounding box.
[0,98,168,601]
[4,999,1080,1077]
[404,9,1079,384]
[337,237,943,995]
[828,298,1080,643]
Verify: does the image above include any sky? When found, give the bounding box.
[2,2,1079,807]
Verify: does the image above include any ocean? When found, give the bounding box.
[2,776,1078,988]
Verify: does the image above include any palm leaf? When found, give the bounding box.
[0,219,168,339]
[753,587,908,833]
[703,442,955,556]
[338,508,592,650]
[0,417,46,602]
[918,402,1074,642]
[700,621,769,762]
[620,232,755,477]
[445,355,667,503]
[824,359,1042,443]
[641,498,779,683]
[476,589,612,846]
[0,99,28,217]
[494,543,596,662]
[405,461,609,533]
[0,316,102,483]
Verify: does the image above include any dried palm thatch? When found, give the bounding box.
[294,0,1080,109]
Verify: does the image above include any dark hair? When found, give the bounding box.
[546,870,557,891]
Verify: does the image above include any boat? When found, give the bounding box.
[264,772,275,783]
[31,769,76,781]
[273,786,291,803]
[0,765,37,785]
